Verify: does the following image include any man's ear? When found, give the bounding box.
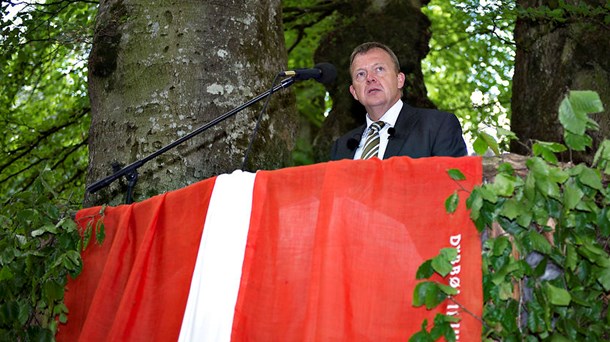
[397,72,406,89]
[349,84,358,101]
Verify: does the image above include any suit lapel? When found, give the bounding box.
[383,104,420,158]
[338,126,365,160]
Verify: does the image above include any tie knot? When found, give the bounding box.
[369,121,385,135]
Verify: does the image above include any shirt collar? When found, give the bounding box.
[365,99,403,128]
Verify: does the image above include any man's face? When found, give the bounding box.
[349,48,405,119]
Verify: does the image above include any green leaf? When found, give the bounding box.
[437,283,458,296]
[492,173,516,197]
[413,281,447,309]
[447,168,466,181]
[593,140,610,175]
[43,281,64,302]
[566,244,577,271]
[563,181,584,210]
[568,90,604,116]
[578,167,603,191]
[431,248,458,277]
[597,267,610,292]
[532,141,566,164]
[559,90,603,135]
[416,260,435,279]
[430,314,457,342]
[476,131,500,156]
[527,230,552,254]
[472,135,489,156]
[31,224,58,237]
[492,236,511,256]
[559,95,588,135]
[0,266,14,281]
[496,127,518,141]
[445,191,459,214]
[545,283,571,306]
[499,198,521,220]
[95,220,106,244]
[564,130,592,151]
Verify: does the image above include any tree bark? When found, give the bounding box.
[311,0,435,162]
[85,0,295,205]
[511,0,610,163]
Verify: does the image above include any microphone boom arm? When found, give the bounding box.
[86,76,297,195]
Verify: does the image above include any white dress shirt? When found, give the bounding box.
[354,100,403,160]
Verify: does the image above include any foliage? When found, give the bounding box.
[0,173,104,340]
[283,0,340,165]
[413,91,609,340]
[0,0,96,205]
[423,0,516,153]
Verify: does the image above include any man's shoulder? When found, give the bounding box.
[336,124,366,141]
[402,103,453,117]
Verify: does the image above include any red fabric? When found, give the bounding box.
[57,177,216,341]
[58,157,482,341]
[233,157,482,340]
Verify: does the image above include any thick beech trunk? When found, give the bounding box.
[85,0,296,205]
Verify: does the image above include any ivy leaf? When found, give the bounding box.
[445,191,459,214]
[545,283,571,306]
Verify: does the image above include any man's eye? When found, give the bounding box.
[376,66,385,72]
[355,71,366,79]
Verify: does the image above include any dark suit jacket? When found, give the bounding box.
[330,103,467,160]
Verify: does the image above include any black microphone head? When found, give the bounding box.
[314,63,337,84]
[388,127,396,138]
[347,138,359,150]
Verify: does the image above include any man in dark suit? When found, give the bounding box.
[330,42,467,160]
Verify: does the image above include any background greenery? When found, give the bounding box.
[1,0,609,340]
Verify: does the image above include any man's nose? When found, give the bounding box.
[366,73,377,83]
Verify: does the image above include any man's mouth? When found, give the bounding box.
[367,87,382,94]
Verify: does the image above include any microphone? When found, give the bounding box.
[281,63,337,84]
[347,133,361,151]
[388,127,396,138]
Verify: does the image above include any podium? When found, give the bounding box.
[58,157,483,341]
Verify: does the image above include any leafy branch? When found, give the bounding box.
[412,90,609,341]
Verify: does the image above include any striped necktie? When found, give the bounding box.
[361,121,385,159]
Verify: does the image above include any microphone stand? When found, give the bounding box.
[86,76,297,203]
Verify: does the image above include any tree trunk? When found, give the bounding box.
[85,0,295,206]
[511,0,610,163]
[312,0,435,162]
